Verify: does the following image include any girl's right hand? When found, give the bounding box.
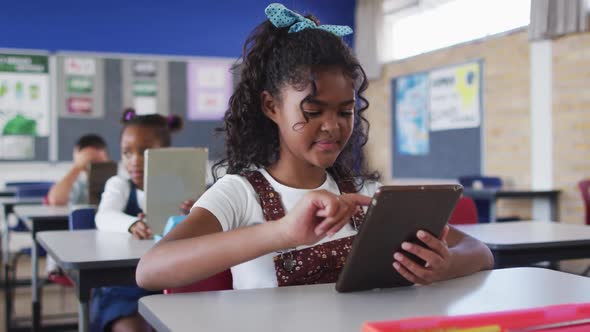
[129,213,153,240]
[277,190,372,248]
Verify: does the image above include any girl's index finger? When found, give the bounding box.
[316,209,328,217]
[341,193,372,207]
[311,193,340,218]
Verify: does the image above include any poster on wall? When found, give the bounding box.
[187,59,234,121]
[132,61,158,115]
[63,57,97,116]
[395,73,429,156]
[0,53,50,137]
[429,61,481,131]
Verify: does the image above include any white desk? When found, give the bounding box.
[12,205,70,332]
[0,188,16,197]
[455,221,590,267]
[37,230,154,332]
[0,197,46,332]
[1,197,45,263]
[139,267,590,332]
[13,205,70,222]
[0,196,45,207]
[462,188,561,222]
[0,196,45,223]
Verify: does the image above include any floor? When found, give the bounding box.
[0,256,78,331]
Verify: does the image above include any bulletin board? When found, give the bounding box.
[391,60,483,179]
[56,53,237,161]
[0,49,51,161]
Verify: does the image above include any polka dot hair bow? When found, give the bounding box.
[265,3,353,37]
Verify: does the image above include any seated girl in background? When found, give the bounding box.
[137,3,493,292]
[94,108,192,332]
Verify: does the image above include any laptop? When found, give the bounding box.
[144,147,208,236]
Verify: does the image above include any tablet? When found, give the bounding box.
[335,184,463,292]
[87,161,118,205]
[144,148,208,236]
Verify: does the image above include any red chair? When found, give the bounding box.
[448,196,478,225]
[47,272,74,287]
[164,270,233,294]
[579,179,590,225]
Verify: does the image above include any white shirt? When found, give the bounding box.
[96,175,145,233]
[69,172,89,206]
[194,169,381,290]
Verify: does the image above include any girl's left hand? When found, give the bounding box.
[179,200,196,215]
[129,213,153,240]
[392,225,453,285]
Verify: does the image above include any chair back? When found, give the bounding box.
[448,196,478,225]
[69,208,96,230]
[159,215,233,293]
[6,181,53,188]
[458,175,505,223]
[14,183,53,199]
[458,176,503,189]
[10,183,53,232]
[164,270,233,294]
[578,179,590,225]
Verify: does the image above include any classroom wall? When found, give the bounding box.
[365,28,590,224]
[552,32,590,224]
[0,0,355,57]
[365,29,533,221]
[0,0,356,183]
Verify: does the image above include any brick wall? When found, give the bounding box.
[552,33,590,224]
[364,29,534,220]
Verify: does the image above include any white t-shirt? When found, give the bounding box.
[96,175,146,233]
[194,169,381,290]
[69,172,89,206]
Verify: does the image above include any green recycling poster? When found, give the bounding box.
[0,53,50,137]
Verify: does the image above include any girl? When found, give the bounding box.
[137,3,493,292]
[94,108,190,332]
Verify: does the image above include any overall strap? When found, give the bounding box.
[334,177,366,229]
[124,180,143,216]
[241,171,285,221]
[242,170,365,229]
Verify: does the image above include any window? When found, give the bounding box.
[384,0,531,61]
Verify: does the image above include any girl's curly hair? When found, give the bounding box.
[213,14,379,190]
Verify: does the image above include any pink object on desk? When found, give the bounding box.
[362,303,590,332]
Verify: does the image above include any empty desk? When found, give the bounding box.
[462,188,561,222]
[12,205,70,332]
[455,221,590,267]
